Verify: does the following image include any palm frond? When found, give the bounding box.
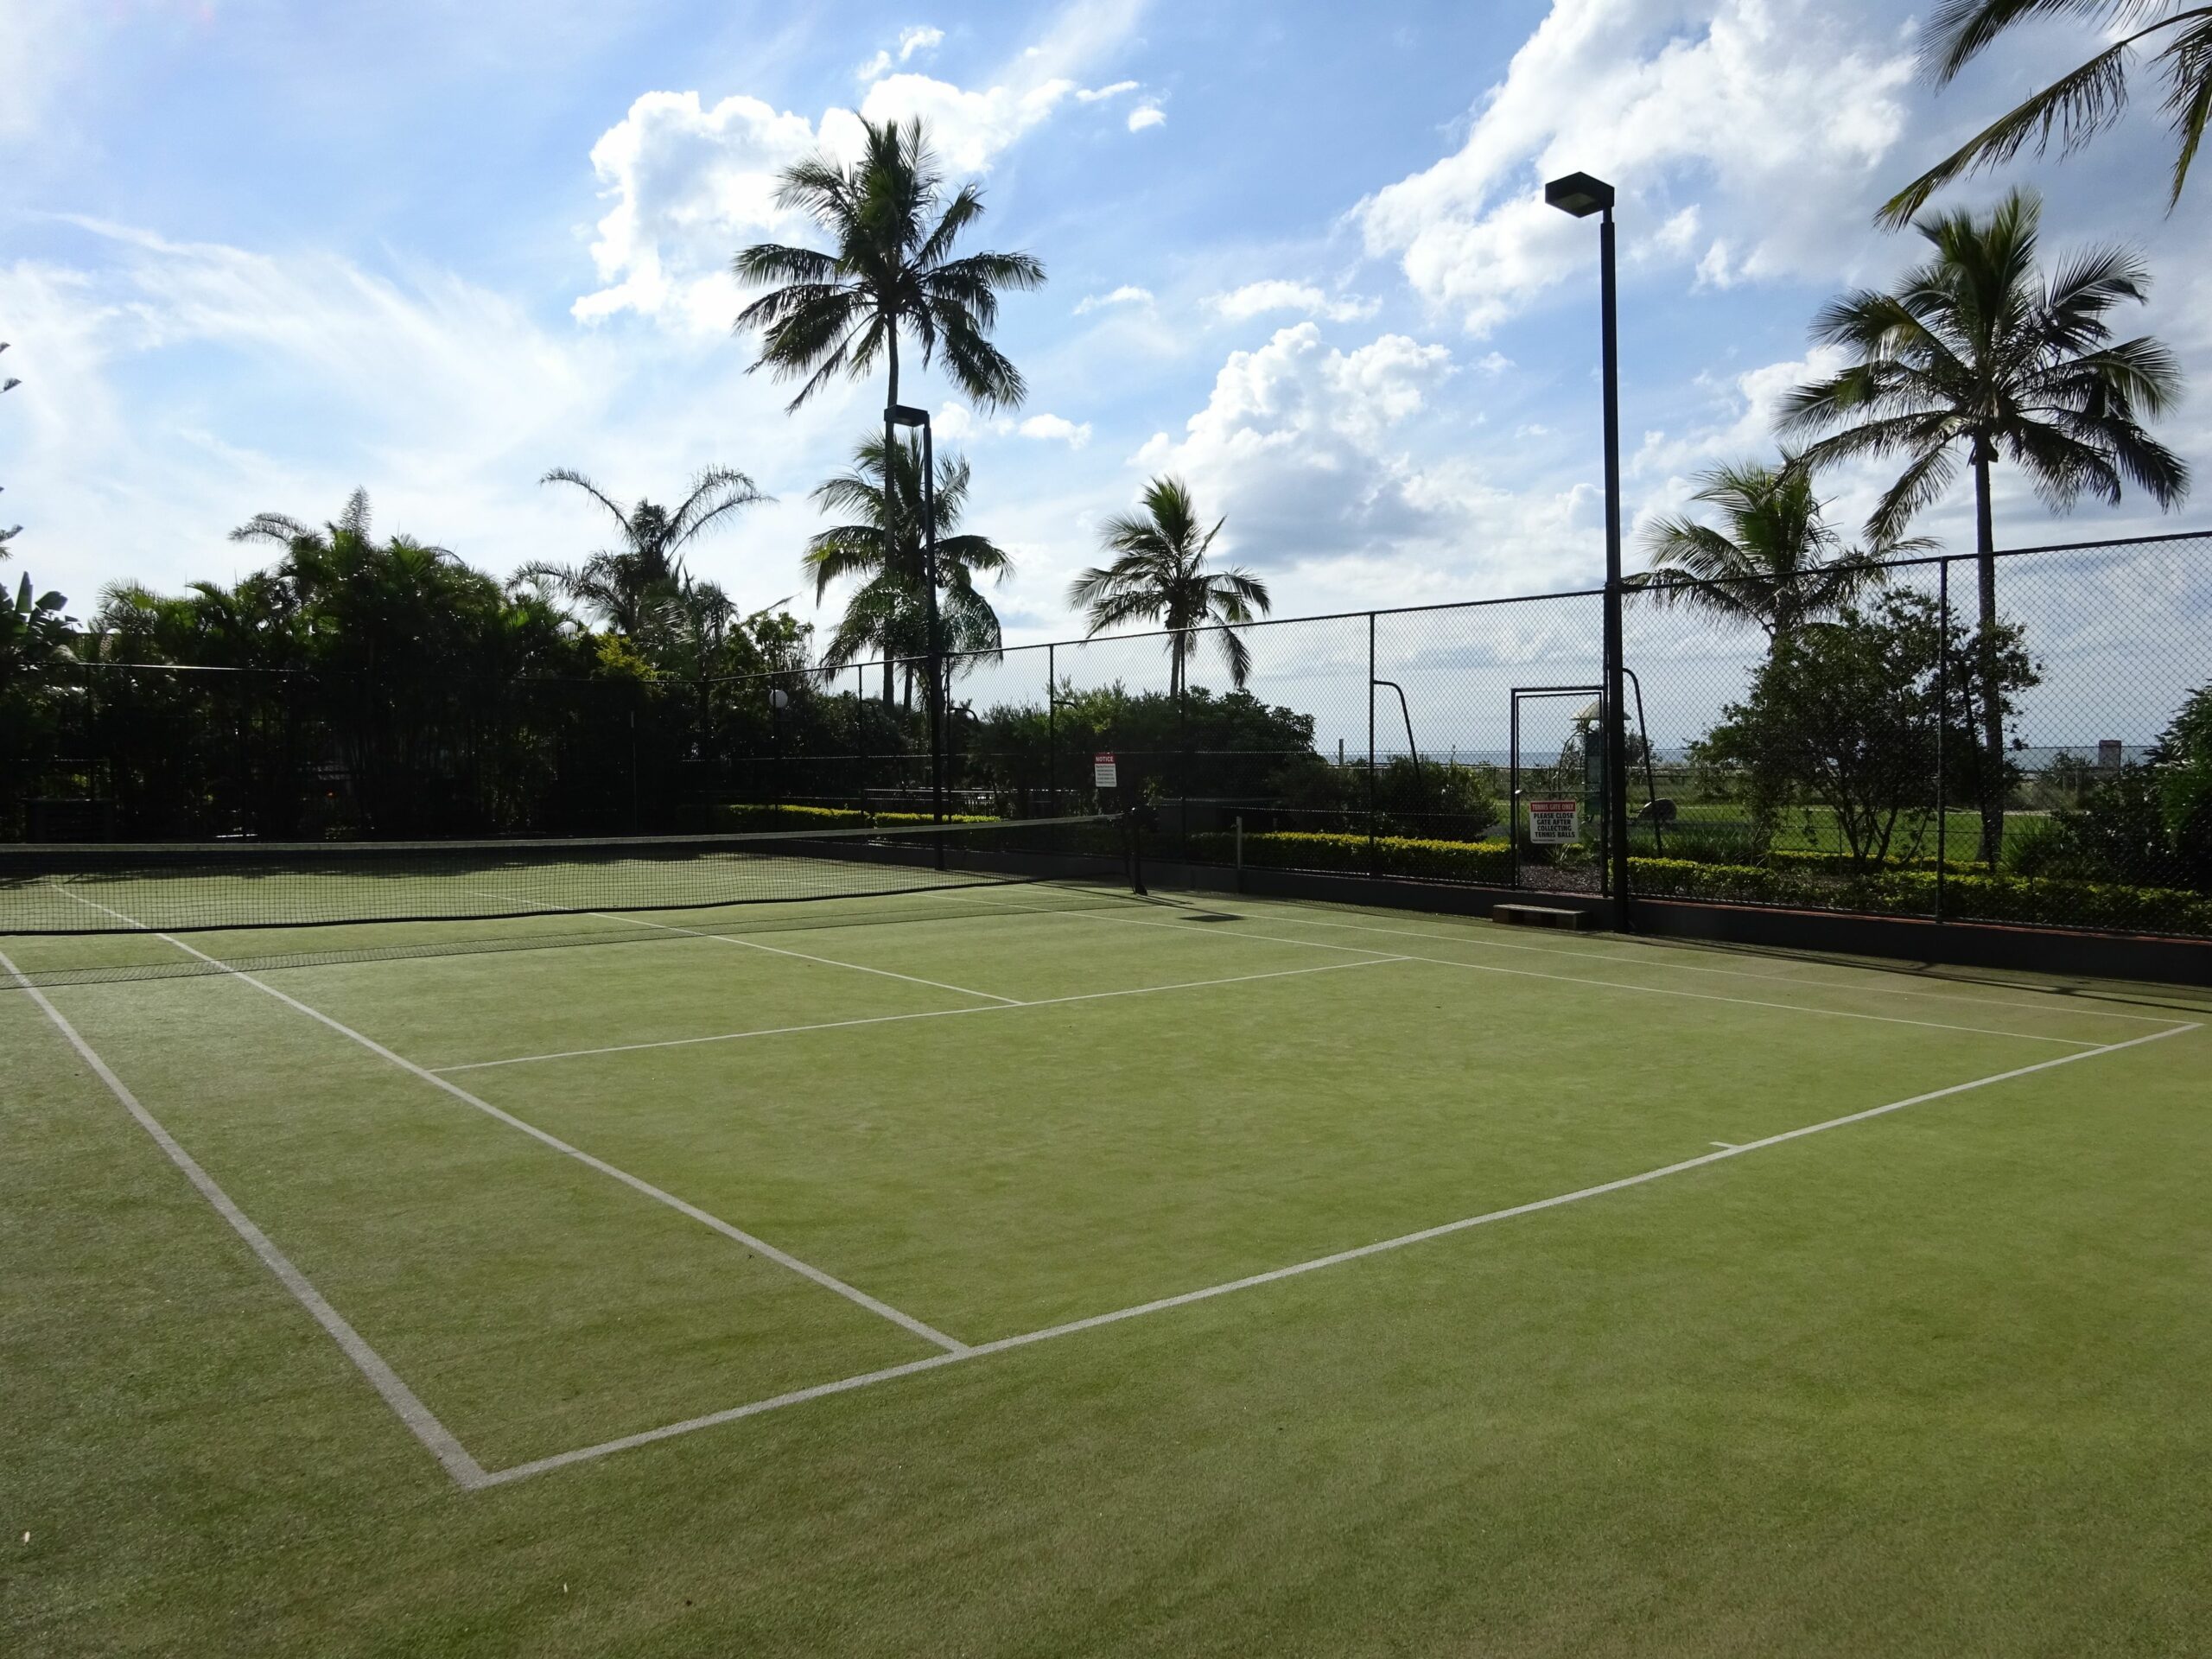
[540,467,632,533]
[1881,36,2136,226]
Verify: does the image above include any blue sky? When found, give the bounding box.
[3,0,2208,647]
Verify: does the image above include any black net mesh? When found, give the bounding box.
[0,814,1127,936]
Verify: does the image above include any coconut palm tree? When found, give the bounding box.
[521,467,765,636]
[1880,0,2212,226]
[733,117,1044,419]
[804,432,1011,706]
[1782,188,2188,859]
[734,116,1041,716]
[1628,457,1898,639]
[1068,477,1272,695]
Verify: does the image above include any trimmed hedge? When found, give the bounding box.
[1186,830,1516,885]
[709,804,998,832]
[1180,827,2212,936]
[1632,856,2212,936]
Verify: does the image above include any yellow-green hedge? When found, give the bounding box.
[1183,830,2211,935]
[709,804,998,832]
[1186,830,1516,884]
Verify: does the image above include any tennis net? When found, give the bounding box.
[0,813,1132,937]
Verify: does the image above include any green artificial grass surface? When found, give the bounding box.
[5,881,2210,1656]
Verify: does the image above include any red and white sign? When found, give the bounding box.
[1093,753,1119,789]
[1527,798,1581,844]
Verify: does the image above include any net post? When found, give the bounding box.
[1234,812,1244,893]
[1366,611,1377,879]
[1124,805,1148,896]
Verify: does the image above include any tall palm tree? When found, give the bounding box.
[1628,457,1897,639]
[734,116,1042,717]
[804,432,1011,706]
[522,467,765,635]
[1782,188,2188,859]
[1068,476,1272,695]
[733,117,1045,418]
[1880,1,2212,226]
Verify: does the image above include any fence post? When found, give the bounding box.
[1366,611,1377,878]
[1046,642,1056,817]
[1936,559,1948,924]
[855,663,868,810]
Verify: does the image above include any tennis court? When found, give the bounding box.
[8,821,2211,1653]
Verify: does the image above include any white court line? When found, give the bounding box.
[476,1018,2199,1486]
[1,946,489,1490]
[596,910,1022,1004]
[434,957,1408,1074]
[1217,903,2189,1025]
[55,887,969,1357]
[1038,906,2109,1048]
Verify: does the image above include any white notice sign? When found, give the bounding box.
[1528,798,1580,844]
[1093,753,1119,789]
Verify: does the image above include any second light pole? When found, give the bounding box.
[886,404,946,855]
[1543,171,1631,924]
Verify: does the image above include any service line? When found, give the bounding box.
[52,886,971,1360]
[434,956,1408,1074]
[475,1017,2198,1487]
[1,946,488,1489]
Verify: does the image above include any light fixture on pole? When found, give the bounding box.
[1543,171,1631,925]
[885,403,945,851]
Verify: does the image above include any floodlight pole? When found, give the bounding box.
[1546,172,1633,927]
[887,404,945,863]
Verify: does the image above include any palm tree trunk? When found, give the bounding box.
[881,654,893,708]
[1972,440,2005,867]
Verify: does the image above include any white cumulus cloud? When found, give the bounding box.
[1134,323,1456,564]
[1017,412,1093,448]
[1210,280,1379,324]
[577,6,1143,330]
[855,25,947,83]
[1074,284,1154,314]
[1354,0,1914,334]
[1127,103,1166,131]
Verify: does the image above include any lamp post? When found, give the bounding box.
[885,404,944,849]
[1543,172,1631,926]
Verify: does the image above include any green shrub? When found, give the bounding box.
[1166,826,2210,935]
[709,803,996,832]
[1630,855,2212,936]
[1186,829,1514,884]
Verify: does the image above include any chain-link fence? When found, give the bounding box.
[5,531,2207,938]
[1620,531,2212,937]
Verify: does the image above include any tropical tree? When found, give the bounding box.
[1629,457,1898,639]
[1068,476,1272,695]
[734,115,1042,723]
[1780,188,2187,858]
[1880,0,2212,226]
[0,569,72,685]
[521,467,765,636]
[803,431,1011,705]
[733,117,1044,418]
[1692,589,2041,870]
